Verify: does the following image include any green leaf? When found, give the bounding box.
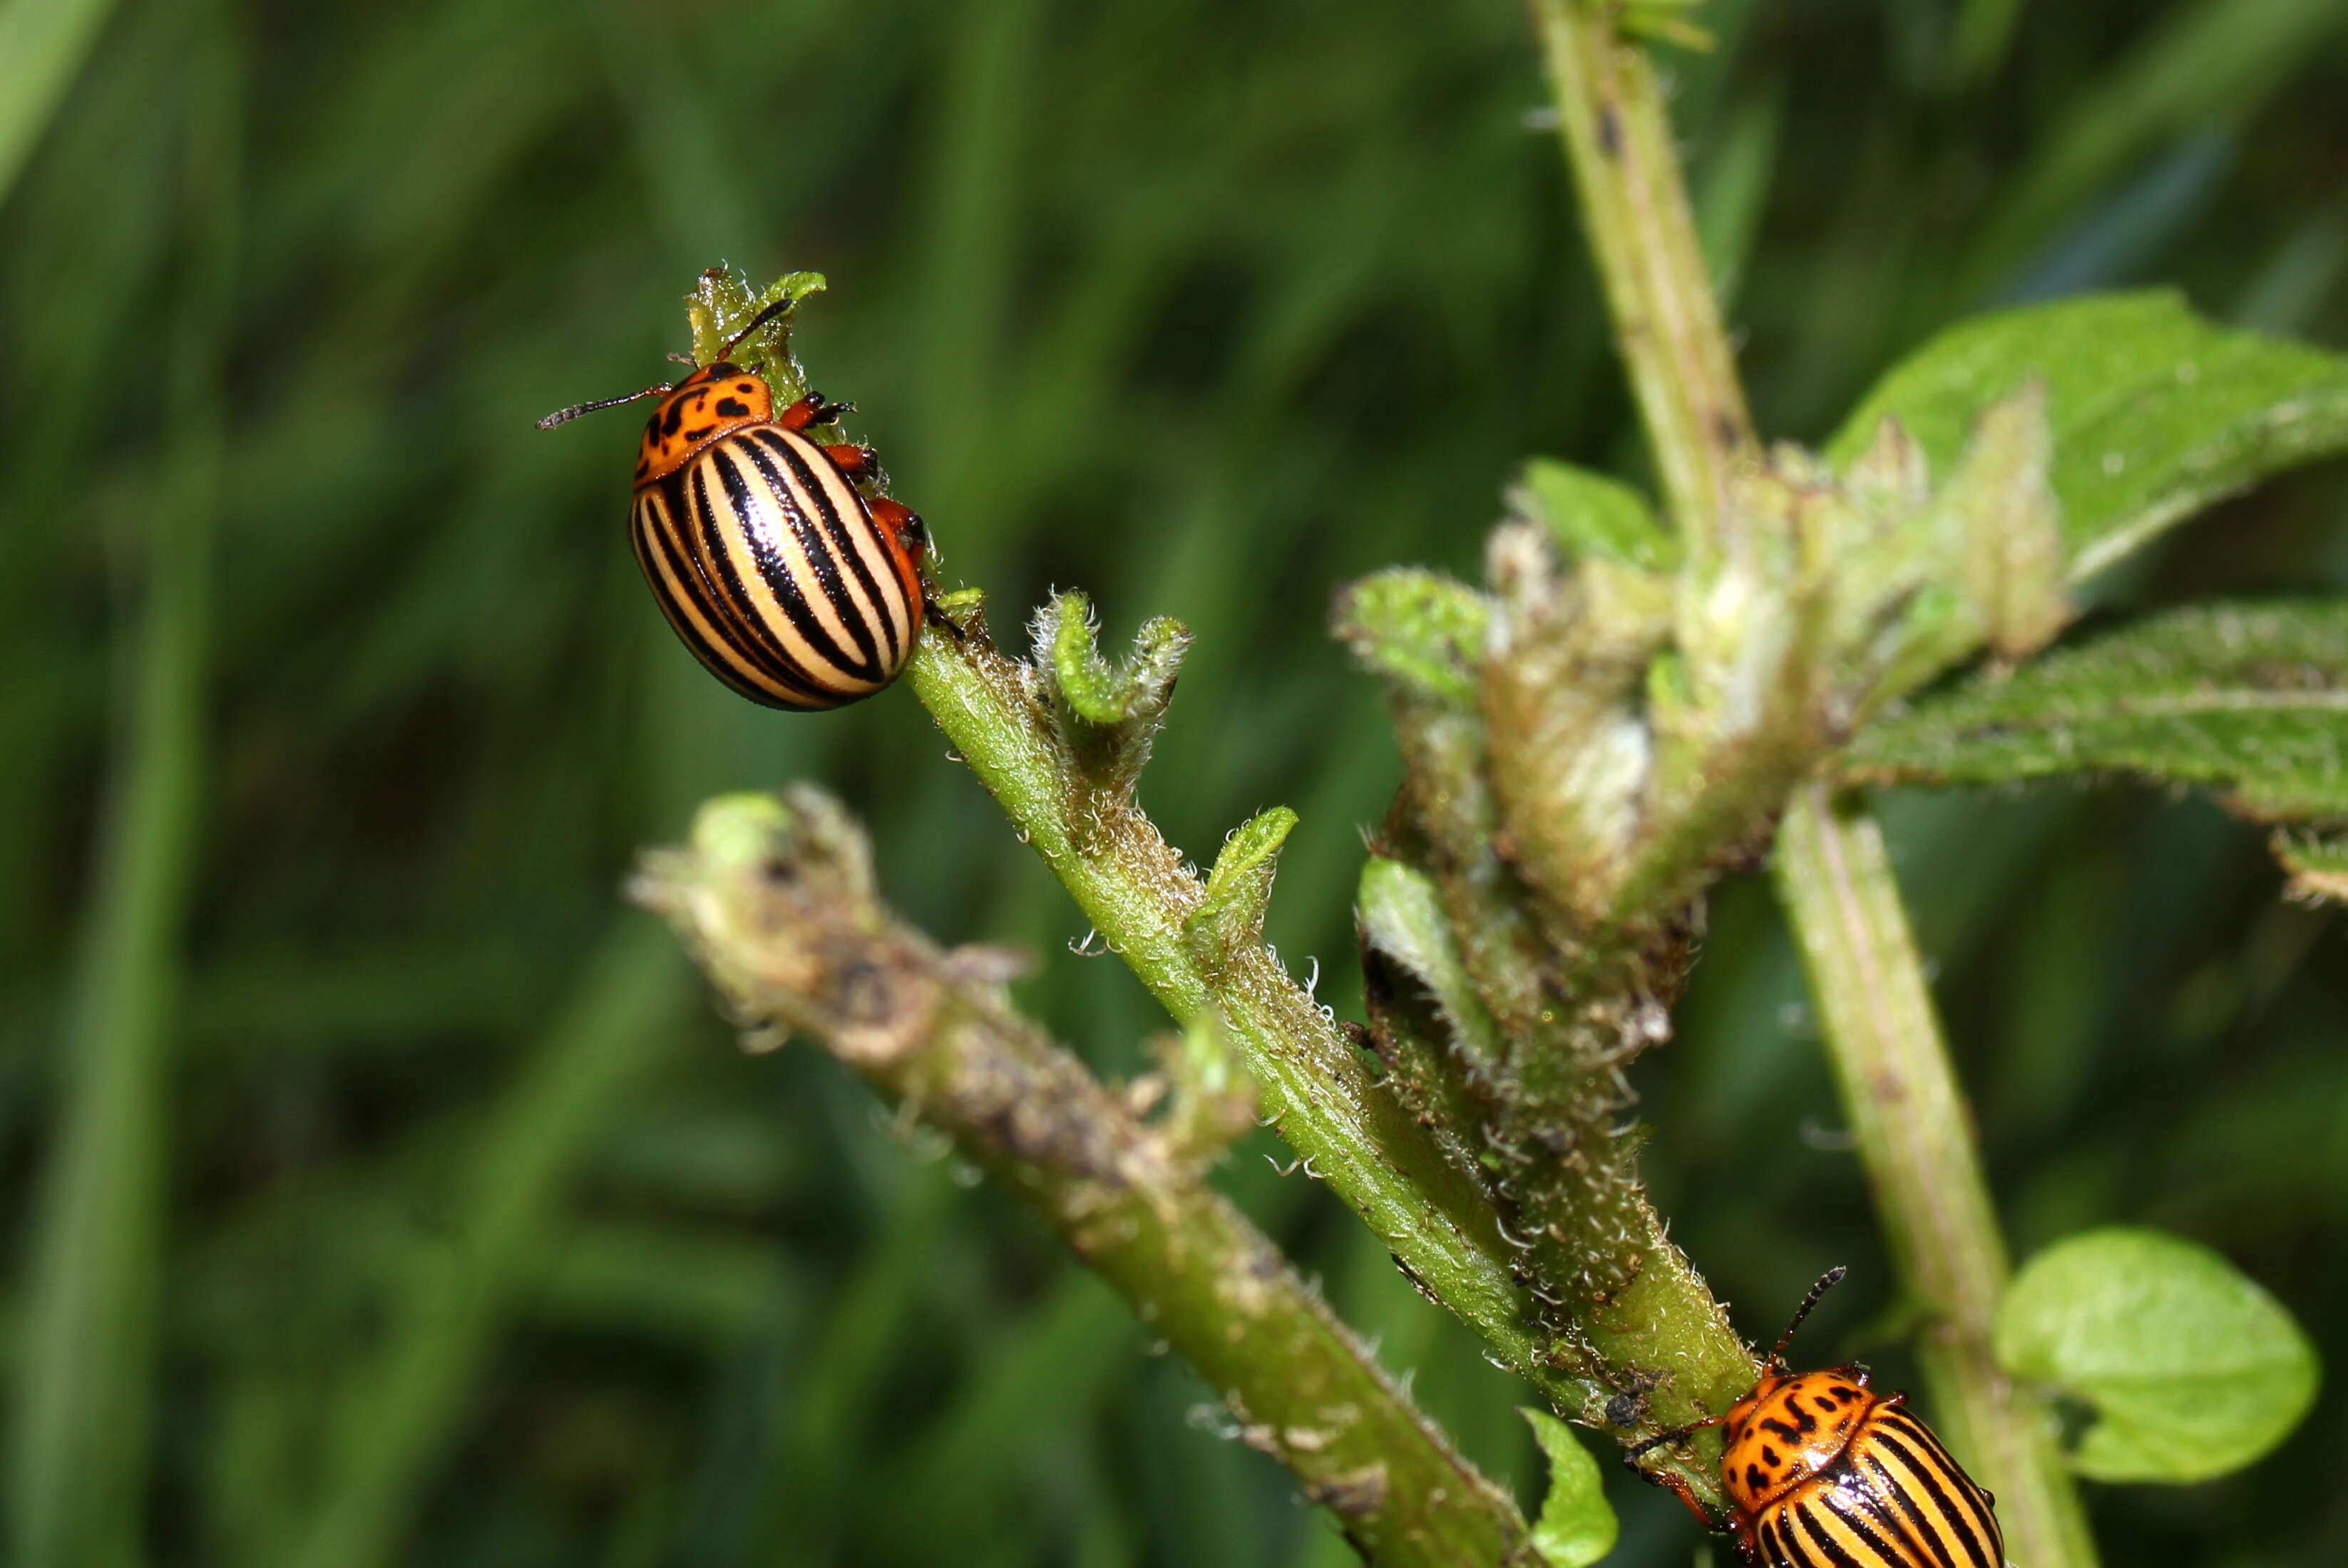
[1508,458,1678,573]
[1827,292,2348,580]
[1031,591,1194,815]
[1181,806,1297,970]
[1356,858,1505,1077]
[2272,830,2348,906]
[1841,600,2348,818]
[685,269,829,399]
[1519,1408,1618,1568]
[1332,568,1492,707]
[1043,590,1191,727]
[1994,1227,2319,1484]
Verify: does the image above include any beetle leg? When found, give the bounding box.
[1648,1469,1721,1531]
[824,443,885,482]
[868,496,926,553]
[923,594,968,642]
[1624,1429,1733,1537]
[776,392,858,432]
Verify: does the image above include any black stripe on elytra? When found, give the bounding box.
[1815,1478,1927,1568]
[1788,1500,1870,1568]
[733,433,883,672]
[1815,1445,1943,1568]
[677,466,852,700]
[1868,1429,1991,1568]
[698,447,875,687]
[747,427,902,666]
[1884,1413,1998,1517]
[754,429,903,659]
[1877,1415,1999,1555]
[1756,1514,1803,1568]
[643,491,845,709]
[632,495,815,709]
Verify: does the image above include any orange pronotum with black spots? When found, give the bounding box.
[1625,1269,2006,1568]
[540,294,931,710]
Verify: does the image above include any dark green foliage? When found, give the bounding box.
[4,1,2348,1565]
[1826,292,2348,579]
[1844,600,2348,819]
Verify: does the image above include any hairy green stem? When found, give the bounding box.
[904,613,1566,1392]
[636,789,1529,1568]
[916,605,1756,1508]
[1527,8,2092,1549]
[1775,786,2098,1568]
[1531,0,1754,546]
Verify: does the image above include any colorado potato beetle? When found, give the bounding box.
[539,297,929,710]
[1626,1269,2005,1568]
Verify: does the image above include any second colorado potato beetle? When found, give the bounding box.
[1626,1269,2006,1568]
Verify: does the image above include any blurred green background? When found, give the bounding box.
[5,0,2347,1564]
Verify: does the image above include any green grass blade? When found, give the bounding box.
[1958,0,2348,299]
[0,0,122,208]
[281,927,684,1568]
[6,21,239,1564]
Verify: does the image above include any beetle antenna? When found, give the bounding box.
[538,297,801,430]
[536,384,672,430]
[714,295,795,365]
[1771,1266,1849,1368]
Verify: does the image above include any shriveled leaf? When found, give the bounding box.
[1519,1408,1618,1567]
[2272,830,2348,906]
[1842,601,2348,818]
[1935,382,2066,660]
[1827,292,2348,580]
[1995,1228,2319,1483]
[1031,591,1192,812]
[1508,458,1678,573]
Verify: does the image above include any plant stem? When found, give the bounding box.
[1531,0,1754,547]
[637,789,1530,1568]
[1529,9,2094,1553]
[905,616,1573,1402]
[1774,785,2098,1568]
[914,608,1757,1507]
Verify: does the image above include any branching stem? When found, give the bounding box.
[1533,7,2096,1562]
[637,790,1529,1567]
[904,614,1572,1404]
